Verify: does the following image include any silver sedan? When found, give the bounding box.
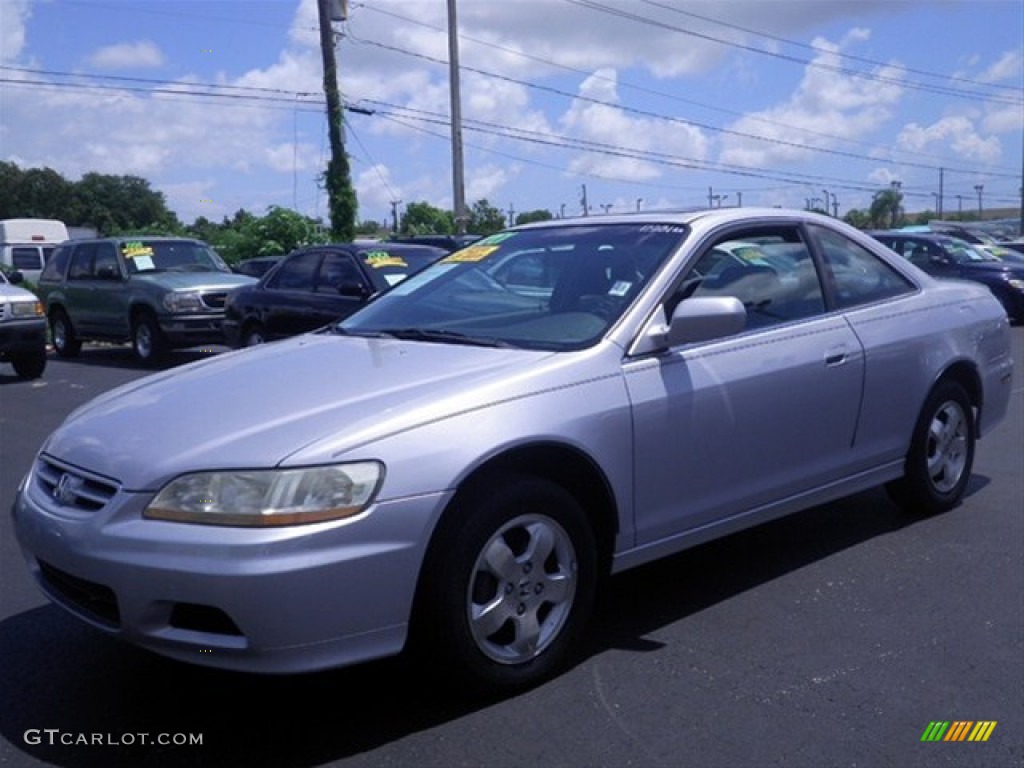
[12,208,1014,691]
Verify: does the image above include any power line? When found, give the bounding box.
[636,0,1021,95]
[565,0,1021,105]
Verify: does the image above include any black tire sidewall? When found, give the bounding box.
[51,311,80,357]
[133,313,167,364]
[893,380,975,515]
[12,349,46,379]
[417,475,597,692]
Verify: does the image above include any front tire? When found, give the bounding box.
[132,312,168,365]
[12,349,47,379]
[887,380,975,515]
[415,475,597,692]
[242,323,266,347]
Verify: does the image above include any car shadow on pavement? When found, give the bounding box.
[0,479,991,767]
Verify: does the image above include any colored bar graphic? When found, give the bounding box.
[969,722,997,742]
[921,721,996,742]
[921,722,949,741]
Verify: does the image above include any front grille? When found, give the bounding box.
[200,292,227,310]
[35,456,119,513]
[38,561,121,627]
[0,303,8,321]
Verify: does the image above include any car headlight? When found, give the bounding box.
[11,300,44,318]
[163,291,204,313]
[1006,278,1024,291]
[144,462,384,526]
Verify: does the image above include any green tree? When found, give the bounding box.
[869,188,904,229]
[15,166,76,220]
[72,173,179,234]
[402,202,454,235]
[467,199,506,235]
[515,209,554,225]
[242,206,328,257]
[842,209,872,229]
[0,161,26,219]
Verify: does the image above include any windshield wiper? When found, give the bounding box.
[376,327,516,348]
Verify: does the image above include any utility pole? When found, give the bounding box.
[390,199,402,233]
[938,167,944,219]
[736,192,742,208]
[708,186,714,208]
[974,184,984,219]
[316,0,356,241]
[446,0,467,234]
[506,203,516,227]
[956,195,963,218]
[580,184,589,216]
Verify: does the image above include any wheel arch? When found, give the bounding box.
[935,359,983,418]
[421,441,620,584]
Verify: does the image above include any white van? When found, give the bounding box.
[0,218,70,283]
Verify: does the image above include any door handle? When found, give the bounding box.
[824,346,847,366]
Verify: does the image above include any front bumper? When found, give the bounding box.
[12,456,449,674]
[0,318,47,359]
[158,313,230,348]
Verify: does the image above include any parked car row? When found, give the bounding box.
[27,237,449,365]
[867,230,1024,322]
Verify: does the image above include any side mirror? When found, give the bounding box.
[7,270,25,285]
[632,296,747,355]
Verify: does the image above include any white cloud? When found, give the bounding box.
[897,117,1002,164]
[559,68,708,183]
[88,40,166,70]
[718,31,904,168]
[0,0,31,64]
[978,51,1022,84]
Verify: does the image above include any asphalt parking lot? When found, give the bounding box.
[1,334,1021,768]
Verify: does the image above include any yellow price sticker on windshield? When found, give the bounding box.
[443,245,499,263]
[365,252,408,268]
[122,242,154,259]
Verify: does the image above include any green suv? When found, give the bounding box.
[37,237,256,364]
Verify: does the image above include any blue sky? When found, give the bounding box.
[1,0,1021,228]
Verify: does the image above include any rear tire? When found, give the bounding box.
[12,349,47,379]
[886,380,975,516]
[414,475,597,693]
[50,310,81,358]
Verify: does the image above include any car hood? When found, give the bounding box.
[132,272,256,290]
[43,333,563,490]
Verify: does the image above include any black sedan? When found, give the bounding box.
[223,242,447,347]
[869,231,1024,322]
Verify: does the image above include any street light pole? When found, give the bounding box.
[974,184,984,219]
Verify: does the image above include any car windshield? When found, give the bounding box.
[339,223,687,351]
[942,240,1001,263]
[121,240,231,274]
